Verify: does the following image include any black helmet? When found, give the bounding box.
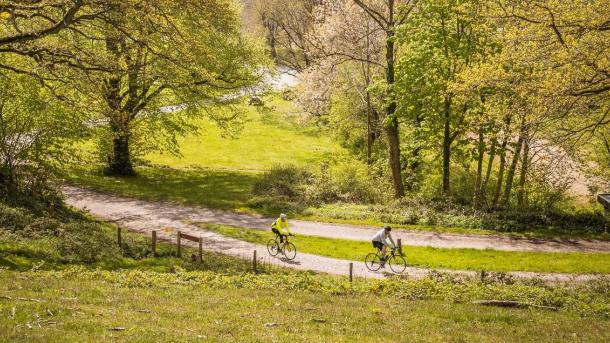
[383,225,392,231]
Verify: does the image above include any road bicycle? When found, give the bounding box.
[365,246,407,274]
[266,233,297,260]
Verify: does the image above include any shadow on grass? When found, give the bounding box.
[69,166,262,211]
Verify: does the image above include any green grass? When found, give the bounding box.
[1,270,610,343]
[146,96,347,171]
[67,166,259,212]
[200,224,610,274]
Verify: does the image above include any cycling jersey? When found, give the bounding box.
[271,217,291,235]
[372,228,396,247]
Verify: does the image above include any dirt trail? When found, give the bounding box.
[63,186,605,282]
[64,186,610,253]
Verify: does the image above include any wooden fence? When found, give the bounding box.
[113,226,390,282]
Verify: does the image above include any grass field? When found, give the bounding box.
[200,224,610,274]
[148,97,347,171]
[1,270,609,342]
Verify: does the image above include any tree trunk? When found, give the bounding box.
[517,138,530,208]
[492,139,509,208]
[502,131,525,207]
[442,96,452,195]
[481,138,496,198]
[386,117,404,198]
[474,129,485,203]
[366,91,373,164]
[104,33,135,176]
[492,115,512,208]
[406,112,423,191]
[109,133,134,176]
[384,1,404,198]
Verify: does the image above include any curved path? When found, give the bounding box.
[63,186,606,283]
[63,186,610,253]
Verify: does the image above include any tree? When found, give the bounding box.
[396,0,492,195]
[0,71,81,196]
[352,0,418,198]
[55,0,266,175]
[0,1,115,76]
[253,0,321,71]
[296,0,385,163]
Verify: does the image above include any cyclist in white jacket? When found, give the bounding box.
[371,226,396,264]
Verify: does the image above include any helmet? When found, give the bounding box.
[383,225,392,232]
[280,213,287,220]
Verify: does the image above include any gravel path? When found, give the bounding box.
[63,186,606,282]
[63,186,610,253]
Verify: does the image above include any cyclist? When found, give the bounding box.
[271,213,292,243]
[371,225,396,267]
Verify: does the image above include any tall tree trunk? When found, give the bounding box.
[517,138,530,208]
[364,18,373,165]
[407,111,423,191]
[481,138,497,198]
[386,116,404,198]
[442,96,452,195]
[474,129,485,203]
[366,91,373,164]
[104,33,135,176]
[492,115,512,207]
[384,1,404,198]
[502,129,525,207]
[492,121,512,208]
[492,139,508,208]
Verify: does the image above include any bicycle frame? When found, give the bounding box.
[376,246,402,259]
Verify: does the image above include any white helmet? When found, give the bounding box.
[280,213,287,220]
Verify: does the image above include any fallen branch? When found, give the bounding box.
[17,297,42,302]
[473,300,558,311]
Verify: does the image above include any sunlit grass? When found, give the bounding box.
[1,270,609,342]
[200,224,610,274]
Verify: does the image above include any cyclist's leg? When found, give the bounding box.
[380,244,388,261]
[272,228,283,243]
[372,241,383,255]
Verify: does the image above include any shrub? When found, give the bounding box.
[0,203,32,231]
[56,222,116,263]
[252,164,311,199]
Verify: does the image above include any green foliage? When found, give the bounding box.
[251,161,385,209]
[0,73,82,197]
[253,164,311,198]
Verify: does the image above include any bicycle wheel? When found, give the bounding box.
[267,239,280,256]
[365,253,382,271]
[282,242,297,260]
[388,254,407,274]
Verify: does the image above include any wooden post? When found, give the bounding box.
[349,262,353,282]
[151,231,157,256]
[253,250,257,273]
[117,227,122,249]
[177,232,181,257]
[397,238,402,255]
[198,236,203,263]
